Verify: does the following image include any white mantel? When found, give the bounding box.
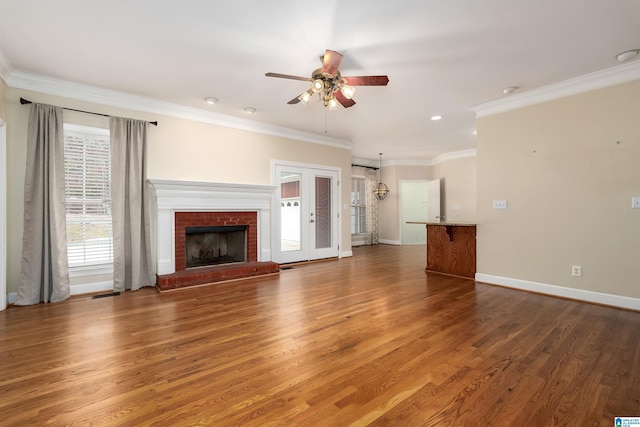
[148,179,277,276]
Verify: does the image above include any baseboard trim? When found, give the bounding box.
[379,239,401,245]
[7,280,114,304]
[340,250,353,258]
[475,273,640,311]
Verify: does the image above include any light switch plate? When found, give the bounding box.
[493,200,508,210]
[632,196,640,209]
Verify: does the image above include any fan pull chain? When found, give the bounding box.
[324,107,328,134]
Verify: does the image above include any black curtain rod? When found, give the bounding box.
[20,97,158,126]
[351,163,378,170]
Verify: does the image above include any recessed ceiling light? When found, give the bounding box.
[502,86,519,95]
[244,107,257,114]
[430,115,442,121]
[205,97,218,104]
[616,49,639,62]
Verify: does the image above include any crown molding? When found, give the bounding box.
[0,48,12,84]
[5,71,352,151]
[352,150,477,168]
[352,157,433,168]
[386,158,433,167]
[351,157,379,168]
[430,149,477,165]
[473,61,640,118]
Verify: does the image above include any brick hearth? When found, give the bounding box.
[156,261,279,291]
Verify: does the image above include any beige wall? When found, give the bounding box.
[432,155,477,223]
[477,80,640,299]
[0,79,6,120]
[4,88,352,294]
[375,159,477,243]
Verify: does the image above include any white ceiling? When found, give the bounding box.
[1,0,639,163]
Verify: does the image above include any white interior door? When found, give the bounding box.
[427,178,442,222]
[400,180,428,245]
[273,163,339,264]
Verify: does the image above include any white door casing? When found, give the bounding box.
[0,118,6,310]
[427,178,442,222]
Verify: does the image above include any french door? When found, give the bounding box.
[273,163,339,264]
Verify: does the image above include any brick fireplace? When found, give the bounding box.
[149,180,279,291]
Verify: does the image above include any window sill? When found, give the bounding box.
[69,264,114,278]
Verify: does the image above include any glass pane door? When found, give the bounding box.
[309,169,339,260]
[273,163,339,264]
[280,171,302,252]
[314,176,331,249]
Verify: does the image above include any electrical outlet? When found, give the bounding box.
[572,266,582,277]
[632,196,640,209]
[493,200,508,210]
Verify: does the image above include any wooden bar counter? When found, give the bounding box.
[408,222,476,279]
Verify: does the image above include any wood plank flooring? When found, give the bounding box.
[1,244,638,426]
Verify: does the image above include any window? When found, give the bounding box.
[64,124,113,270]
[351,177,366,235]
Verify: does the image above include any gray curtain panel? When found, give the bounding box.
[16,103,70,305]
[364,169,379,245]
[110,117,154,291]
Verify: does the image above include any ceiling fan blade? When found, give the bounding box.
[322,50,343,77]
[334,91,356,108]
[265,72,312,82]
[342,75,389,86]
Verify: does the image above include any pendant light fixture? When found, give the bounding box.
[373,153,389,200]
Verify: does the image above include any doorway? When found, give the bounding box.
[399,179,441,245]
[272,162,340,264]
[400,181,428,245]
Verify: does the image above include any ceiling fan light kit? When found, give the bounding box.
[266,49,389,109]
[341,84,355,99]
[298,91,312,105]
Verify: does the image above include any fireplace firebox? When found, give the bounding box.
[185,225,248,268]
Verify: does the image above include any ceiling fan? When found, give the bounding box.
[265,49,389,110]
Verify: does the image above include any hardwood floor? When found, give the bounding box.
[1,244,638,426]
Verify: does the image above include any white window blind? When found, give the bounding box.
[351,177,366,235]
[64,124,113,268]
